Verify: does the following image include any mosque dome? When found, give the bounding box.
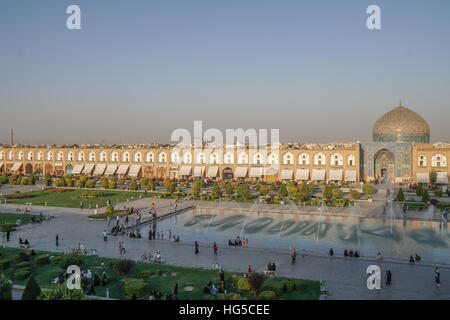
[372,102,430,143]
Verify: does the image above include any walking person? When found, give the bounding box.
[121,241,126,254]
[195,241,199,254]
[213,242,217,255]
[55,233,59,247]
[103,230,107,241]
[173,283,178,300]
[434,267,440,287]
[80,201,83,211]
[119,241,123,255]
[291,249,297,264]
[386,270,392,285]
[6,231,10,242]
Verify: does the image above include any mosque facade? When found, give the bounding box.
[0,103,448,185]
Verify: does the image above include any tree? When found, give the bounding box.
[259,185,269,196]
[422,189,430,202]
[236,184,251,200]
[396,188,405,202]
[211,182,221,198]
[129,179,138,190]
[146,179,156,191]
[0,273,12,300]
[416,184,424,196]
[278,184,288,197]
[247,273,266,298]
[322,185,332,201]
[332,188,343,199]
[225,182,233,195]
[101,178,109,189]
[108,179,117,189]
[166,182,176,194]
[192,184,201,197]
[430,169,437,185]
[21,275,41,300]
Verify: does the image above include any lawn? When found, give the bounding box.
[0,213,46,225]
[0,189,152,209]
[0,247,320,300]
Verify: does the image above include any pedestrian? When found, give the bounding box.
[103,230,107,241]
[219,268,225,282]
[121,241,126,254]
[195,241,199,254]
[107,216,110,227]
[213,242,217,255]
[6,231,10,242]
[386,270,392,285]
[119,241,122,255]
[434,267,440,287]
[329,248,334,256]
[80,201,83,210]
[173,283,178,300]
[125,215,129,226]
[56,233,59,247]
[291,249,297,264]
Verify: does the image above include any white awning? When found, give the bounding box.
[93,164,107,175]
[117,164,129,175]
[235,167,248,178]
[436,172,448,184]
[416,172,430,184]
[296,169,309,180]
[311,169,326,181]
[329,170,343,181]
[206,166,219,178]
[179,166,192,176]
[11,162,22,171]
[193,166,205,177]
[128,165,142,178]
[344,170,357,182]
[104,164,118,176]
[264,167,278,176]
[54,163,63,168]
[72,164,84,175]
[249,167,263,178]
[280,169,293,180]
[82,163,95,174]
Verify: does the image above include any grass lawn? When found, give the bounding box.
[0,212,47,225]
[88,210,128,220]
[0,247,320,300]
[0,189,153,208]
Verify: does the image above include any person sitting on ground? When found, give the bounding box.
[228,239,233,246]
[415,254,421,262]
[344,250,349,257]
[267,263,272,271]
[377,252,383,260]
[24,239,30,248]
[175,236,180,242]
[210,285,218,295]
[272,262,276,271]
[409,255,415,264]
[354,250,360,258]
[349,250,354,257]
[329,248,334,256]
[204,281,212,293]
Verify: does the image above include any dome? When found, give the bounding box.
[372,103,430,143]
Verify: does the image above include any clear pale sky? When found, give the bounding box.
[1,0,449,145]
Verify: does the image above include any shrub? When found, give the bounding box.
[258,290,276,300]
[38,287,85,300]
[237,277,251,292]
[0,273,12,300]
[247,272,266,297]
[14,269,31,280]
[21,275,41,300]
[434,189,443,197]
[15,252,31,263]
[259,185,269,196]
[101,178,109,189]
[108,179,117,189]
[117,178,124,185]
[85,180,96,188]
[192,184,201,197]
[396,188,405,202]
[332,188,343,199]
[0,173,9,184]
[65,178,74,187]
[55,178,66,187]
[350,189,360,200]
[76,179,85,188]
[35,255,50,266]
[422,189,430,202]
[122,278,149,298]
[278,184,288,197]
[0,260,11,271]
[362,184,376,195]
[236,184,251,200]
[416,184,424,196]
[59,253,84,270]
[129,180,138,190]
[147,180,156,191]
[115,259,135,276]
[139,178,148,187]
[140,270,151,279]
[15,261,31,269]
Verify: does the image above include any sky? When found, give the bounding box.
[0,0,449,145]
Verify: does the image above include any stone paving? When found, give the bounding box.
[1,197,449,300]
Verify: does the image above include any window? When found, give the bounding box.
[145,152,154,163]
[314,153,326,166]
[282,152,294,165]
[298,153,310,165]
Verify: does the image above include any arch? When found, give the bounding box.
[133,151,143,163]
[66,151,74,161]
[182,152,192,164]
[431,153,447,168]
[267,152,278,165]
[36,151,43,161]
[0,151,4,160]
[347,154,356,167]
[237,152,248,164]
[7,150,14,160]
[282,152,294,165]
[252,152,263,165]
[298,153,310,165]
[195,152,206,164]
[158,151,167,163]
[46,151,54,161]
[222,167,234,180]
[144,166,154,178]
[145,152,154,163]
[77,151,85,162]
[25,163,33,175]
[170,151,180,164]
[417,154,427,167]
[98,151,107,162]
[110,151,119,162]
[56,150,64,161]
[26,150,34,161]
[210,152,221,164]
[44,164,54,175]
[330,153,343,166]
[16,151,24,161]
[65,164,73,175]
[224,152,234,164]
[313,152,326,166]
[374,149,395,179]
[122,151,130,162]
[88,151,96,162]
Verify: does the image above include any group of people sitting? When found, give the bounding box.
[409,254,421,263]
[203,281,226,295]
[18,238,30,248]
[128,229,141,238]
[228,236,248,247]
[111,224,126,236]
[30,215,44,224]
[343,249,360,258]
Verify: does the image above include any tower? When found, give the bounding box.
[10,129,13,146]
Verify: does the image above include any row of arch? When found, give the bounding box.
[0,150,357,167]
[417,154,447,168]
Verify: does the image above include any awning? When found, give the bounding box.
[249,167,263,178]
[179,166,192,176]
[264,167,278,176]
[344,170,357,182]
[128,165,142,178]
[117,164,129,175]
[11,162,22,171]
[82,163,95,174]
[93,164,107,175]
[54,163,63,168]
[72,164,84,175]
[206,166,219,178]
[235,167,248,178]
[311,169,326,181]
[104,164,118,176]
[329,170,343,181]
[193,166,205,177]
[280,169,293,180]
[416,172,430,184]
[296,169,309,180]
[436,172,448,184]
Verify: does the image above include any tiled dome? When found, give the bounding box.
[372,103,430,143]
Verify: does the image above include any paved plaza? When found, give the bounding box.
[1,193,449,300]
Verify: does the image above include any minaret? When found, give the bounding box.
[10,129,13,146]
[398,98,403,107]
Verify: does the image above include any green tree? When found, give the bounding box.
[21,275,41,300]
[192,184,201,197]
[129,179,138,190]
[211,182,221,198]
[269,183,276,192]
[108,179,117,189]
[396,188,405,202]
[146,180,156,191]
[101,178,109,189]
[416,184,424,196]
[225,182,234,195]
[430,169,437,185]
[322,185,332,201]
[236,184,251,200]
[278,184,288,197]
[0,273,12,300]
[422,189,430,202]
[332,188,343,199]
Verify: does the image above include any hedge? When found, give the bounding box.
[122,278,149,298]
[15,252,31,263]
[15,261,31,269]
[258,290,276,300]
[35,255,50,266]
[0,259,11,271]
[14,268,31,280]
